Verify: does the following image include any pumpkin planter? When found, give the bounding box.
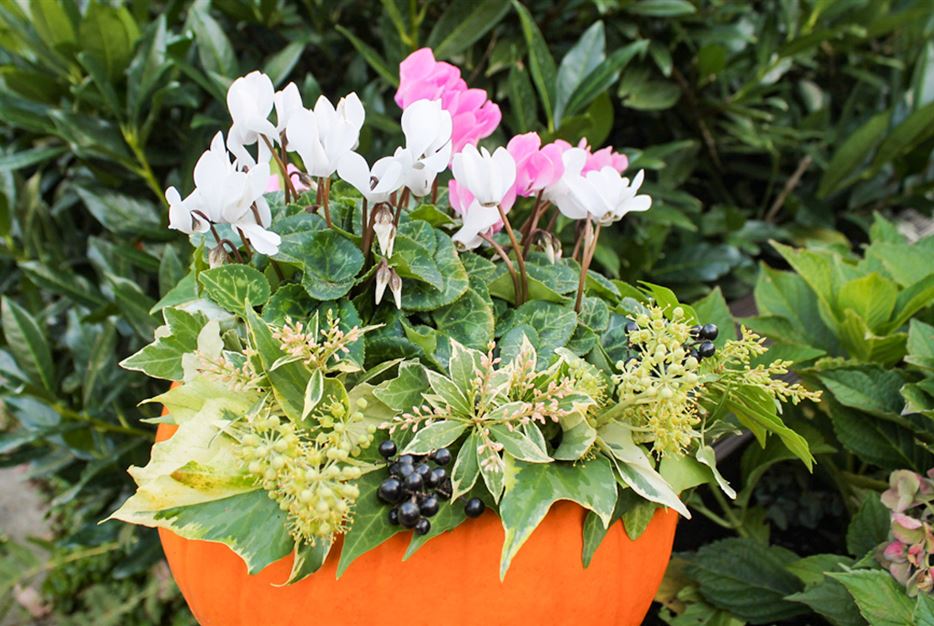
[110,46,818,626]
[155,423,678,626]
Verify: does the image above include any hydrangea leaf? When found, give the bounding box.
[499,457,616,580]
[300,230,365,301]
[198,264,271,316]
[120,307,206,381]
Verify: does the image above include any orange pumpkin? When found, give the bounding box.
[156,422,678,626]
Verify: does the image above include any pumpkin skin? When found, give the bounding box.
[156,422,678,626]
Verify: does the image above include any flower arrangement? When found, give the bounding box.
[110,48,820,587]
[878,469,934,596]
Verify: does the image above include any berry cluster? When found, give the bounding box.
[624,319,719,363]
[376,440,485,535]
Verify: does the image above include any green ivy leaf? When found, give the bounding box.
[373,361,428,412]
[337,471,402,578]
[499,300,577,362]
[199,264,271,316]
[499,457,617,579]
[285,539,332,585]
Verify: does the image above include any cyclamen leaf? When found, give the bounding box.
[300,230,365,301]
[401,421,468,455]
[198,264,271,316]
[499,457,617,579]
[398,221,469,311]
[433,289,495,351]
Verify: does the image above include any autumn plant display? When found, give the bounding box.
[109,49,820,585]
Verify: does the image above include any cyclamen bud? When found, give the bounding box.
[209,244,230,268]
[372,205,396,258]
[375,260,392,306]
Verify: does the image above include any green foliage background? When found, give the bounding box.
[0,0,931,623]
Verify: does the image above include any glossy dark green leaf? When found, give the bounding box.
[1,297,54,393]
[427,0,511,59]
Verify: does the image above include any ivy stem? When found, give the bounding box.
[481,233,520,302]
[497,205,527,304]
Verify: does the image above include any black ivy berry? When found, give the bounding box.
[427,467,447,488]
[414,518,431,535]
[388,507,400,525]
[415,463,431,478]
[403,472,424,492]
[698,341,716,359]
[378,478,403,504]
[398,463,415,478]
[432,447,452,465]
[624,320,639,334]
[378,440,397,458]
[398,454,415,466]
[419,495,440,517]
[701,323,719,341]
[690,324,703,337]
[398,501,420,528]
[465,498,485,518]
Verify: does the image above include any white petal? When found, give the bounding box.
[238,222,282,256]
[402,100,440,158]
[336,151,372,196]
[490,147,517,202]
[275,82,303,133]
[339,92,365,133]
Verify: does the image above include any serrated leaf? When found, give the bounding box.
[829,570,915,626]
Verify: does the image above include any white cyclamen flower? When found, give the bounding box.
[286,93,365,177]
[450,145,516,249]
[171,131,282,255]
[394,99,452,197]
[274,82,303,134]
[543,147,590,220]
[166,186,207,235]
[567,168,652,224]
[337,152,404,204]
[226,71,277,166]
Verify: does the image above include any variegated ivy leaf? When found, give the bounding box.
[108,385,293,573]
[499,457,617,579]
[285,539,332,585]
[597,422,690,518]
[450,430,480,500]
[552,412,597,461]
[401,421,468,455]
[373,360,429,412]
[120,307,207,381]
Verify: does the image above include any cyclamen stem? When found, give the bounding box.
[431,178,439,204]
[480,233,520,301]
[360,198,369,252]
[236,227,254,260]
[520,191,545,256]
[497,205,528,304]
[320,177,333,227]
[263,136,296,203]
[574,220,601,313]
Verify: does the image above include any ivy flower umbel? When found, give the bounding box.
[612,306,703,457]
[235,406,373,545]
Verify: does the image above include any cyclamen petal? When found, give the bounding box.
[237,222,281,256]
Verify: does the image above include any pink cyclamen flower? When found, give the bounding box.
[395,48,500,153]
[266,163,309,193]
[504,133,565,208]
[554,138,628,174]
